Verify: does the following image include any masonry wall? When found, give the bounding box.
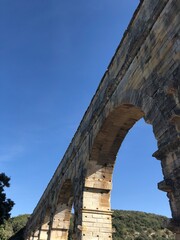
[25,0,180,239]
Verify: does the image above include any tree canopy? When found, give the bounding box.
[0,173,14,225]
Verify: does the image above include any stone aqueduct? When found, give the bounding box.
[25,0,180,239]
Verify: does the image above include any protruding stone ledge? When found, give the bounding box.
[40,229,49,232]
[158,179,174,192]
[81,208,113,215]
[152,138,180,160]
[51,227,68,231]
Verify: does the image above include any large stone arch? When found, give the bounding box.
[49,179,74,240]
[72,90,156,239]
[25,206,51,240]
[26,179,74,240]
[72,74,179,240]
[25,0,180,239]
[38,207,51,240]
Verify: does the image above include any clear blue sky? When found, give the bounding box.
[0,0,171,218]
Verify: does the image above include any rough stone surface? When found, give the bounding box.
[24,0,180,239]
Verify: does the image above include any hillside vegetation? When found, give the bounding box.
[0,214,29,240]
[112,210,175,240]
[1,211,175,240]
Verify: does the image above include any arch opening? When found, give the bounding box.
[50,179,74,240]
[111,118,171,217]
[38,207,51,240]
[75,105,145,239]
[80,104,173,239]
[87,104,145,184]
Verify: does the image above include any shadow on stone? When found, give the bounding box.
[8,227,25,240]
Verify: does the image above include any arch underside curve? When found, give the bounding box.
[76,105,145,239]
[50,180,73,240]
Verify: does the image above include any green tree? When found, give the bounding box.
[0,173,14,225]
